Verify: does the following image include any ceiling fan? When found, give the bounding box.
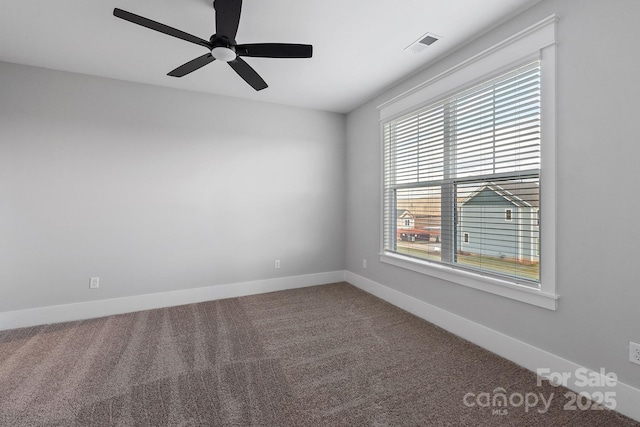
[113,0,313,91]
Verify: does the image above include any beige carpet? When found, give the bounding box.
[0,282,637,426]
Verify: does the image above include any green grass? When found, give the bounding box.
[397,245,539,282]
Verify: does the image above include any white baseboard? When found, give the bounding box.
[345,271,640,423]
[3,270,638,421]
[0,271,346,331]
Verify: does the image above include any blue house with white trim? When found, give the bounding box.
[458,182,539,263]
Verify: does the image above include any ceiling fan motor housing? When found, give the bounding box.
[210,35,237,62]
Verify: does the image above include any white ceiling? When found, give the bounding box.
[0,0,537,113]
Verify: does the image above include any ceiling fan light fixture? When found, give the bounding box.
[211,46,236,62]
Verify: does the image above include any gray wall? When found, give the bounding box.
[2,0,638,393]
[346,0,640,389]
[0,62,345,312]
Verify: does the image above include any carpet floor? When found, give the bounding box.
[0,282,637,426]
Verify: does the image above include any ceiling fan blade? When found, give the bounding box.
[228,57,268,91]
[114,8,211,48]
[236,43,313,58]
[214,0,242,42]
[168,54,216,77]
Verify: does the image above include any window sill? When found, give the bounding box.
[379,252,558,310]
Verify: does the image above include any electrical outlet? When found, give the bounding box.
[630,342,640,365]
[363,259,367,269]
[89,277,99,289]
[274,260,280,269]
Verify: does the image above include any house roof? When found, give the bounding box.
[396,180,539,217]
[397,209,414,219]
[461,181,539,208]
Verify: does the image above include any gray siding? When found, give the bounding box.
[459,189,538,261]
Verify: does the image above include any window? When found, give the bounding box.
[383,61,541,284]
[378,16,557,309]
[505,209,513,222]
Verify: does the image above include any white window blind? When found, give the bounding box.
[383,61,541,285]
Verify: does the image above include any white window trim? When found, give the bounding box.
[378,15,558,310]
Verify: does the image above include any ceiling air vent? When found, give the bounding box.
[405,32,441,53]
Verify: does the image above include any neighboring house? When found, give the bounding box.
[397,209,415,229]
[396,196,442,237]
[396,209,440,242]
[458,182,539,263]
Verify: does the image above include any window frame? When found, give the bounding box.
[505,209,513,222]
[377,16,558,310]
